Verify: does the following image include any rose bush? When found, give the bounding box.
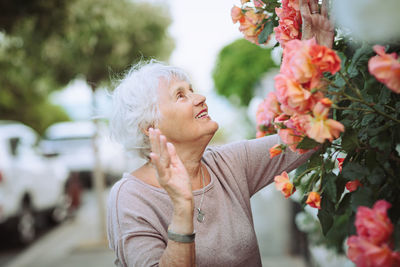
[231,0,400,265]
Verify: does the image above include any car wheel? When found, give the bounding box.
[50,192,72,224]
[17,204,36,245]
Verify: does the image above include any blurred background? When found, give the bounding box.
[0,0,354,266]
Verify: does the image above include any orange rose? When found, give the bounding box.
[368,45,400,94]
[274,74,314,114]
[306,192,321,209]
[238,8,268,44]
[253,0,264,8]
[278,128,308,154]
[346,180,362,192]
[274,171,296,198]
[304,99,344,143]
[269,144,284,158]
[281,39,318,84]
[305,116,344,143]
[309,44,341,75]
[231,6,244,24]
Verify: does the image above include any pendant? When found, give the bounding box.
[197,208,205,223]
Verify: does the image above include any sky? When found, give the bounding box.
[52,0,253,140]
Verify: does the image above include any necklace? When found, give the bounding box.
[196,165,206,223]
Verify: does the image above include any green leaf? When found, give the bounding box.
[360,113,376,126]
[308,152,323,169]
[341,129,359,153]
[258,20,274,44]
[350,187,374,212]
[366,150,378,171]
[367,167,385,185]
[336,193,351,215]
[335,175,348,202]
[394,220,400,250]
[318,195,335,235]
[296,136,320,150]
[323,173,338,203]
[347,43,373,78]
[369,132,391,152]
[342,162,369,181]
[325,214,352,253]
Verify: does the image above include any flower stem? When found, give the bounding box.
[338,72,400,124]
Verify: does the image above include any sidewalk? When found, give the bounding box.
[5,191,115,267]
[6,188,307,267]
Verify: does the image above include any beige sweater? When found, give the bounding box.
[107,134,313,266]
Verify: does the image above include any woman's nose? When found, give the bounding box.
[192,93,206,106]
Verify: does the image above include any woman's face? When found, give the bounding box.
[156,76,219,144]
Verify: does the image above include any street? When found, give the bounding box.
[0,186,308,267]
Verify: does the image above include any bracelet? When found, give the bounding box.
[167,229,196,243]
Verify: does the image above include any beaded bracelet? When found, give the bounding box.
[167,229,196,243]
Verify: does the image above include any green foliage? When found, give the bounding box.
[0,0,173,132]
[294,41,400,253]
[213,39,277,106]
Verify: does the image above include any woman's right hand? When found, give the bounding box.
[149,128,193,207]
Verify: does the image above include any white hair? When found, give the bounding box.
[110,59,190,160]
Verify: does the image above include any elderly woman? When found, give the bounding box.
[107,1,333,266]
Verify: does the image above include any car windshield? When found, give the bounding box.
[43,137,92,153]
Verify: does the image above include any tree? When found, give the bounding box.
[0,0,174,134]
[212,38,277,106]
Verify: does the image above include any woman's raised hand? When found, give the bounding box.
[300,0,334,48]
[149,128,193,206]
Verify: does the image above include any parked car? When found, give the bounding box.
[0,121,72,244]
[40,120,128,188]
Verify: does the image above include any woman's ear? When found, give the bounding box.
[141,125,153,137]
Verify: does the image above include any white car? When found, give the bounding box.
[0,121,71,244]
[40,121,128,188]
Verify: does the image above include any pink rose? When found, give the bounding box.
[368,45,400,94]
[347,236,400,267]
[281,39,320,85]
[282,0,300,12]
[274,74,314,114]
[355,200,394,246]
[274,0,302,46]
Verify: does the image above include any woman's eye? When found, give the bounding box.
[177,93,185,99]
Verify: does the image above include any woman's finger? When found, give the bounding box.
[309,0,319,14]
[321,0,328,18]
[149,128,160,156]
[299,0,311,17]
[167,142,181,167]
[159,134,171,168]
[150,152,165,178]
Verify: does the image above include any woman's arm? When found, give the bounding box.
[149,128,196,267]
[159,201,195,267]
[244,135,314,195]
